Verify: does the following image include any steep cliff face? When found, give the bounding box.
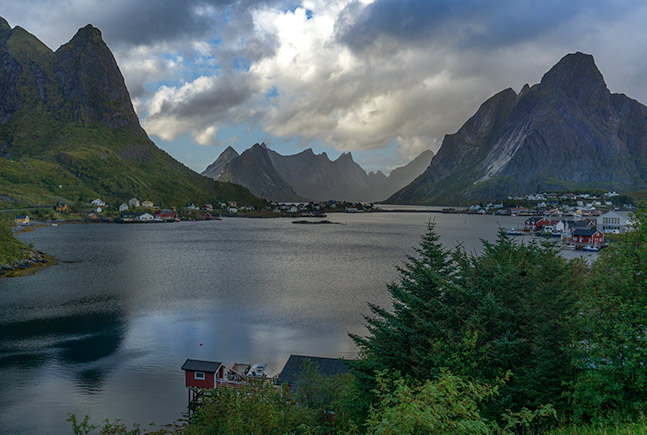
[0,17,262,208]
[53,25,141,130]
[389,52,647,204]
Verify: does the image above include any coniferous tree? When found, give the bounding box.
[456,232,583,415]
[352,223,583,418]
[571,205,647,419]
[350,221,460,384]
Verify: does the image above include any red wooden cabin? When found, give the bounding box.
[155,209,177,221]
[572,229,604,247]
[181,359,225,389]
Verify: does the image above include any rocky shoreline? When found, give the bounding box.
[0,249,51,277]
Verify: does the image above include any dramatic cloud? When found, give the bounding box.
[4,0,647,167]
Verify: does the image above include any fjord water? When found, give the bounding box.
[0,213,595,433]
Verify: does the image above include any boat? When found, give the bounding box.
[247,363,267,377]
[506,228,523,236]
[582,245,600,252]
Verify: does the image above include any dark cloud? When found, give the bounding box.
[159,75,256,120]
[337,0,637,53]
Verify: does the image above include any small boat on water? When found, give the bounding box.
[582,245,600,252]
[506,228,523,236]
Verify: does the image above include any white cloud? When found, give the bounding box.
[13,0,647,166]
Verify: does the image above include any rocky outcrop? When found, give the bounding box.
[0,249,50,277]
[389,52,647,204]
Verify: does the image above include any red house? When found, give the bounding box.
[155,209,177,221]
[524,217,550,231]
[181,359,226,389]
[572,229,604,247]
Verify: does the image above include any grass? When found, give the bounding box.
[0,217,31,266]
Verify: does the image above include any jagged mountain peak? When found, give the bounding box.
[53,23,139,130]
[539,52,608,96]
[250,142,268,152]
[201,146,240,180]
[71,24,102,41]
[58,24,107,54]
[335,152,354,162]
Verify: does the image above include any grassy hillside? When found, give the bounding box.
[0,217,30,265]
[0,19,264,210]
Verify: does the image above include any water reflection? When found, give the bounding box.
[0,311,125,391]
[1,213,559,433]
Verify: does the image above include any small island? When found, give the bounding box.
[291,219,337,225]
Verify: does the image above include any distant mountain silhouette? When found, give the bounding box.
[203,144,434,202]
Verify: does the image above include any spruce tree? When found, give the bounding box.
[352,223,583,418]
[350,221,459,383]
[571,205,647,419]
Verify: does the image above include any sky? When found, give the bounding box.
[3,0,647,174]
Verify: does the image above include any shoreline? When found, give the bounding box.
[0,249,53,278]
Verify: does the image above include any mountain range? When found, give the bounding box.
[0,17,261,209]
[388,52,647,205]
[202,143,434,202]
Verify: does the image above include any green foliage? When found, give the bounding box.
[293,359,365,431]
[366,370,557,434]
[352,222,584,420]
[454,232,584,415]
[67,413,140,435]
[185,380,317,434]
[366,370,500,434]
[570,205,647,420]
[0,216,30,265]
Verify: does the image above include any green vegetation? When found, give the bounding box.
[0,216,30,266]
[1,21,264,211]
[71,207,647,433]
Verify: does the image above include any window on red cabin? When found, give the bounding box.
[195,371,205,380]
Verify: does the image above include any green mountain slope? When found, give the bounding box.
[0,18,262,209]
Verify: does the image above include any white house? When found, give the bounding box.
[227,207,238,214]
[597,210,633,233]
[91,198,105,207]
[129,198,140,207]
[119,203,129,212]
[137,213,154,222]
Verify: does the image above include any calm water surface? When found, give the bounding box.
[0,213,596,433]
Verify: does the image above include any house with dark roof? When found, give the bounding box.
[277,355,350,394]
[14,215,29,224]
[181,359,226,389]
[572,228,604,248]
